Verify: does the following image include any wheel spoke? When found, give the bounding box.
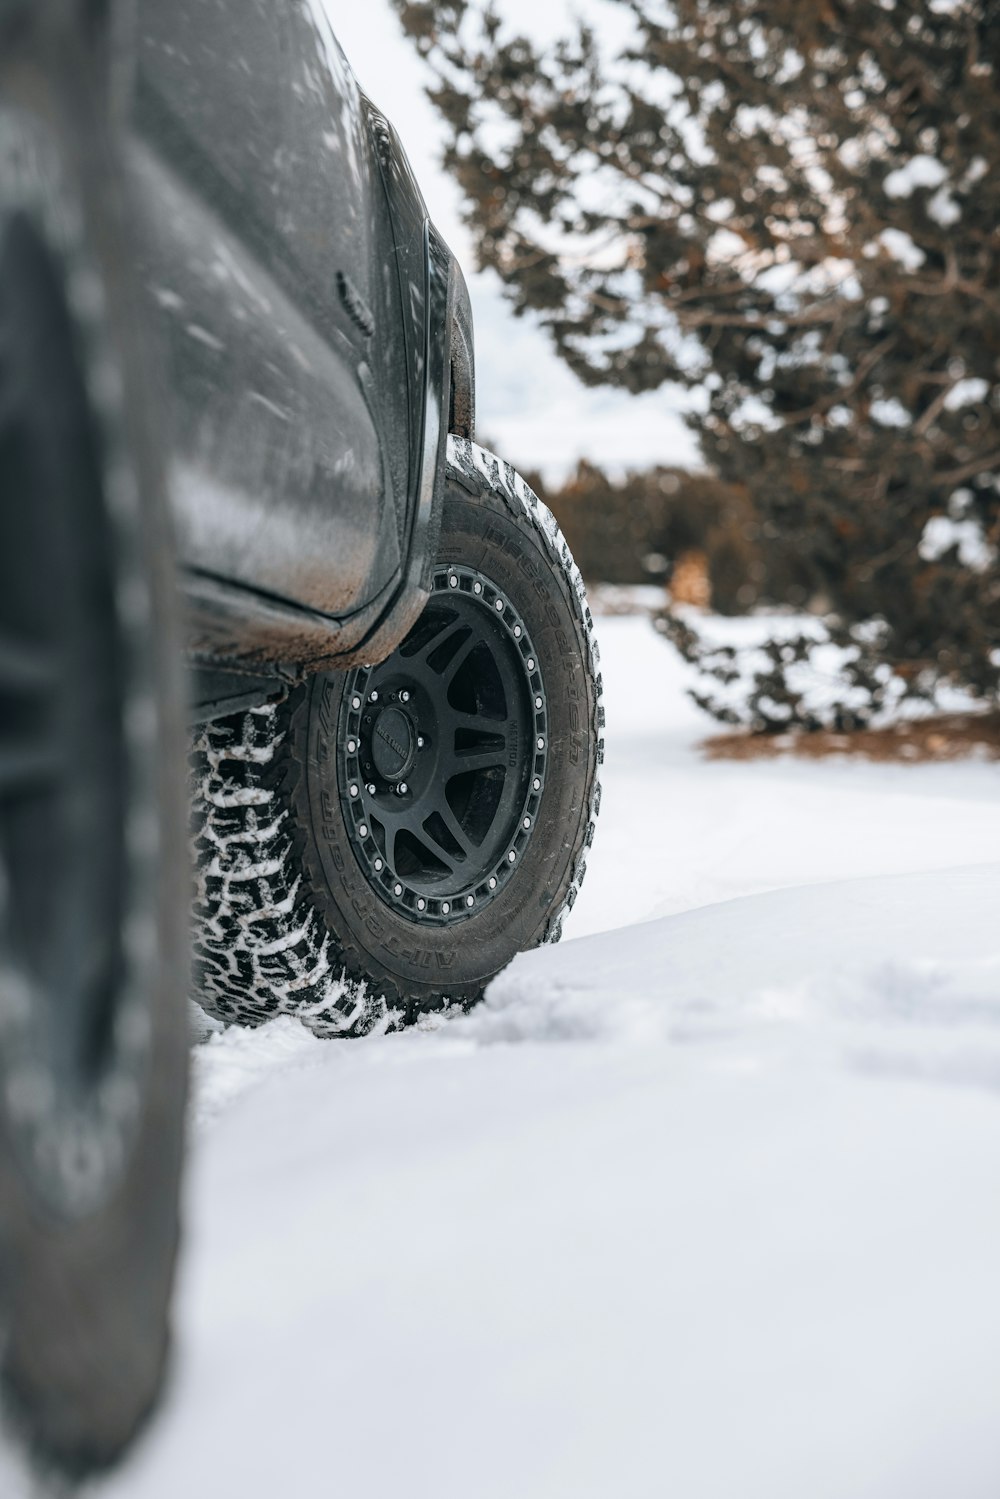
[443,742,507,777]
[404,615,465,667]
[441,707,510,735]
[438,629,486,689]
[374,800,473,875]
[408,616,492,685]
[422,803,474,865]
[376,806,424,872]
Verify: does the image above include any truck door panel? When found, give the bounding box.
[129,0,402,616]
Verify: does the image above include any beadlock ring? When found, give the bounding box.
[337,563,548,924]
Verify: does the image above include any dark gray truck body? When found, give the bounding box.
[117,0,474,692]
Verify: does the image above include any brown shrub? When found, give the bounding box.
[526,462,814,614]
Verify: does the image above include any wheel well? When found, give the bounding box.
[448,301,476,440]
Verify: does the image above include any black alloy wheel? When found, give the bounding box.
[191,438,603,1032]
[0,26,186,1475]
[337,564,547,923]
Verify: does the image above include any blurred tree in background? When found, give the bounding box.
[394,0,1000,729]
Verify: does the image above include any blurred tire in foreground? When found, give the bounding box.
[0,6,187,1475]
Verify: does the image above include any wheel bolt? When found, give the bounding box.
[370,689,379,703]
[489,877,497,889]
[397,782,409,796]
[466,894,475,907]
[366,782,376,795]
[394,883,403,897]
[508,850,516,862]
[351,695,361,710]
[417,898,426,912]
[537,737,544,750]
[473,581,482,595]
[347,738,357,753]
[374,857,383,871]
[400,690,410,703]
[417,736,425,749]
[523,817,531,829]
[359,824,368,838]
[449,574,458,588]
[527,658,535,671]
[513,625,522,638]
[534,696,543,709]
[532,777,541,791]
[349,784,359,797]
[442,901,450,914]
[495,598,504,612]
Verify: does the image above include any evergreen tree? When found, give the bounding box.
[394,0,1000,726]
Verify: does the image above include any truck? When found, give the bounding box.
[0,0,601,1471]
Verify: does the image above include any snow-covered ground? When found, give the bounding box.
[30,616,985,1497]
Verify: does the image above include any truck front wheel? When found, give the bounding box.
[192,439,603,1030]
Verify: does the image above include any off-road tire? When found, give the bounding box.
[0,17,187,1475]
[191,437,603,1031]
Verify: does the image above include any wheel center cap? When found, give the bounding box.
[371,705,415,783]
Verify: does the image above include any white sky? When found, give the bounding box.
[327,0,700,481]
